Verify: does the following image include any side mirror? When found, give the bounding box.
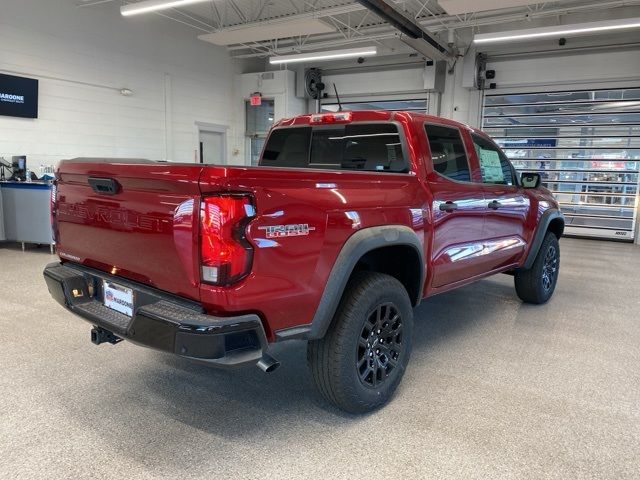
[521,172,541,189]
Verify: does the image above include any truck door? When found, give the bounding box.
[424,123,487,288]
[470,133,529,270]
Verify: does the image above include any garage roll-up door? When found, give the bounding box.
[482,87,640,241]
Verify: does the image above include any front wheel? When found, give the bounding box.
[515,232,560,304]
[307,272,414,413]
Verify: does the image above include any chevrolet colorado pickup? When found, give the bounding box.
[44,110,564,413]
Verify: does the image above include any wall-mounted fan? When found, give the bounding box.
[304,68,325,99]
[475,53,487,91]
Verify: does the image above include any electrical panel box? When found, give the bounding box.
[423,61,446,93]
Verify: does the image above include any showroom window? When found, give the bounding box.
[483,87,640,240]
[424,124,471,182]
[471,134,515,185]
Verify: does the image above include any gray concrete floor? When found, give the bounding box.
[1,238,639,480]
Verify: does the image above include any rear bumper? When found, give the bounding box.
[43,262,268,368]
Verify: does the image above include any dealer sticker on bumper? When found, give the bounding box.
[103,281,134,317]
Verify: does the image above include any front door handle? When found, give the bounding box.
[488,200,502,210]
[439,201,458,212]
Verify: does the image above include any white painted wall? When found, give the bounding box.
[440,61,483,127]
[239,70,306,122]
[440,45,640,128]
[238,70,307,164]
[322,67,427,97]
[485,48,640,91]
[0,0,246,169]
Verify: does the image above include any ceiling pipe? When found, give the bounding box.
[355,0,453,60]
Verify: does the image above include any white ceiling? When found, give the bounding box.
[438,0,539,15]
[77,0,640,60]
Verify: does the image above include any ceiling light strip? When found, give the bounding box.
[473,17,640,44]
[269,47,378,65]
[121,0,211,17]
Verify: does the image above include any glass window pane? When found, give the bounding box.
[485,88,640,106]
[309,123,408,172]
[494,137,640,149]
[246,99,275,135]
[425,124,470,182]
[260,124,408,173]
[484,125,640,138]
[250,137,265,166]
[484,113,640,127]
[482,88,640,238]
[503,148,640,160]
[484,100,640,116]
[261,127,311,168]
[471,134,514,185]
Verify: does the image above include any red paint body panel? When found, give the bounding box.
[53,112,559,342]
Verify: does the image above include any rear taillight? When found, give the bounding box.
[200,194,255,286]
[50,181,58,243]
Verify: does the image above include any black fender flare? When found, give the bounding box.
[275,225,425,341]
[522,209,565,270]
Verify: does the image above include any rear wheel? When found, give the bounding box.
[515,232,560,304]
[307,272,413,413]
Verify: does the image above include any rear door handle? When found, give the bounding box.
[439,201,458,212]
[488,200,502,210]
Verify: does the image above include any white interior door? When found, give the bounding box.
[199,130,225,164]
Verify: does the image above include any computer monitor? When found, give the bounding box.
[12,155,26,181]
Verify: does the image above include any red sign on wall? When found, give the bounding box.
[250,93,262,106]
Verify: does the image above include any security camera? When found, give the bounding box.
[357,57,365,64]
[559,37,567,46]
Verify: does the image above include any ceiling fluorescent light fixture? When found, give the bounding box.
[269,47,377,65]
[121,0,210,17]
[473,17,640,44]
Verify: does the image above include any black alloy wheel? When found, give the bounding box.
[357,302,403,388]
[541,244,558,292]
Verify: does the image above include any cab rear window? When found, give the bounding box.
[260,123,408,173]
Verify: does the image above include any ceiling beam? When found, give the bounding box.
[230,0,640,57]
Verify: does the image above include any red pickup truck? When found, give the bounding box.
[44,110,563,413]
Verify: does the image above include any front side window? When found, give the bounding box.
[260,123,408,173]
[424,124,471,182]
[472,134,516,185]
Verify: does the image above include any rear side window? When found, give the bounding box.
[471,134,516,185]
[424,124,471,182]
[260,123,408,173]
[261,127,311,168]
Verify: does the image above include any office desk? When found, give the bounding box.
[0,181,54,251]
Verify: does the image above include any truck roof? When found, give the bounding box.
[273,109,478,134]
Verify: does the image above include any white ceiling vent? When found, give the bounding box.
[438,0,538,14]
[199,19,334,46]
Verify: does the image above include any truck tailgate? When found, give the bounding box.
[54,159,203,301]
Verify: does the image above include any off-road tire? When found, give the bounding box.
[307,271,413,413]
[515,232,560,304]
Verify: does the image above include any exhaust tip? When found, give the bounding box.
[257,353,280,373]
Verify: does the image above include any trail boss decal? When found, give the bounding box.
[258,224,316,239]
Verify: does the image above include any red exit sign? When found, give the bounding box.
[250,93,262,106]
